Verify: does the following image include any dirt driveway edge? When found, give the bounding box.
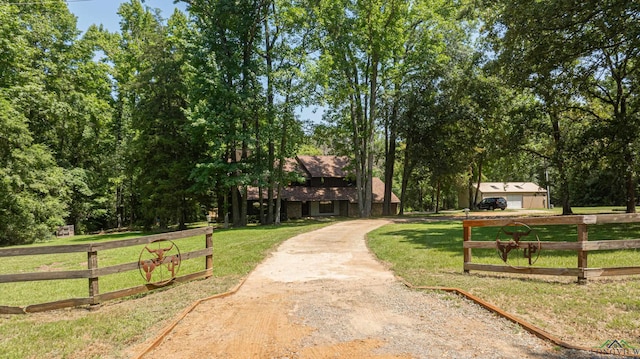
[133,219,609,359]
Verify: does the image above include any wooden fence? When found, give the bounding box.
[0,227,213,314]
[463,214,640,283]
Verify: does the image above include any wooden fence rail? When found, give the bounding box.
[0,227,213,314]
[463,213,640,283]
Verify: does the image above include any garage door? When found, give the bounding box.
[506,195,523,209]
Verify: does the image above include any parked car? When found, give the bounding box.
[477,197,507,210]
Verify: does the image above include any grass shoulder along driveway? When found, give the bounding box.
[367,220,640,350]
[0,219,337,359]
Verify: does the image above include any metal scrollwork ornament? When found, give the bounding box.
[138,239,181,286]
[495,222,541,266]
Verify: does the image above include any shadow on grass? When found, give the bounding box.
[67,232,145,243]
[61,217,343,244]
[385,221,640,259]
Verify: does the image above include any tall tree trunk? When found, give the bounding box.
[241,186,248,226]
[274,108,290,225]
[344,56,367,217]
[237,19,259,228]
[350,96,365,217]
[240,119,249,227]
[179,196,187,230]
[473,155,484,208]
[275,189,282,224]
[383,139,396,215]
[558,160,573,215]
[467,166,474,209]
[231,186,241,226]
[216,185,225,223]
[267,150,275,224]
[116,184,123,228]
[625,149,636,213]
[618,92,636,213]
[264,13,276,225]
[129,177,136,227]
[254,78,264,224]
[223,191,230,228]
[435,180,441,214]
[363,54,379,218]
[258,187,265,224]
[256,111,264,224]
[356,149,365,217]
[274,149,285,226]
[551,115,573,215]
[399,138,414,215]
[365,144,373,217]
[383,94,399,216]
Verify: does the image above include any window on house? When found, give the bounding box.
[319,201,334,214]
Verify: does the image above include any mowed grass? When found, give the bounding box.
[0,229,212,306]
[0,219,337,359]
[368,219,640,349]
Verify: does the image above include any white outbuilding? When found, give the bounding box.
[461,182,548,209]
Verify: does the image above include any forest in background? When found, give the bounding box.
[1,0,638,245]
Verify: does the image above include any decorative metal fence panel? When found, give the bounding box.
[0,227,213,313]
[463,214,640,283]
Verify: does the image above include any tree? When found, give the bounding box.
[484,0,640,213]
[115,1,201,229]
[261,0,314,224]
[311,0,408,217]
[377,0,485,214]
[0,95,67,245]
[108,1,150,228]
[1,0,115,233]
[62,25,117,232]
[186,0,309,226]
[398,62,480,213]
[186,0,268,227]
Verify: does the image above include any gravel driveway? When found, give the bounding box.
[141,219,608,358]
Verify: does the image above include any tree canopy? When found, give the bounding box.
[1,0,639,244]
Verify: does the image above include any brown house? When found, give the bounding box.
[248,155,400,219]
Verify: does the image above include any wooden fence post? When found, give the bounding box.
[88,248,99,305]
[463,223,471,274]
[205,228,213,279]
[577,223,588,284]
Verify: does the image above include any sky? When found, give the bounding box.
[68,0,186,34]
[67,0,324,124]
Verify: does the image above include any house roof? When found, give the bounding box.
[297,155,350,178]
[247,177,401,204]
[282,186,358,202]
[246,156,400,204]
[372,177,400,203]
[476,182,547,194]
[281,158,306,176]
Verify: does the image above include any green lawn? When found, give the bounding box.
[437,206,628,217]
[0,229,214,307]
[367,219,640,349]
[0,219,337,359]
[3,210,638,357]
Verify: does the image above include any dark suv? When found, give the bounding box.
[477,197,507,210]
